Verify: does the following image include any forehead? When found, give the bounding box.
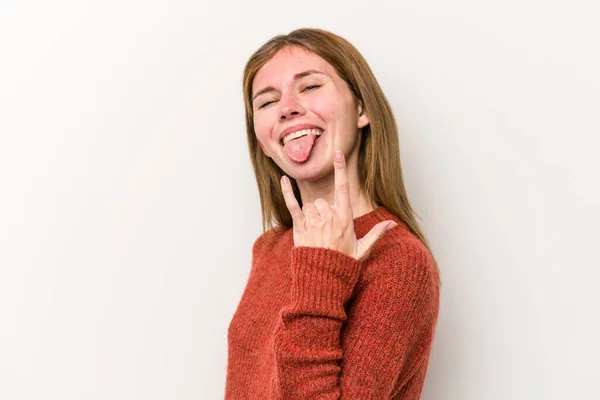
[252,46,336,91]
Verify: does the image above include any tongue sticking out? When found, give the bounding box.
[283,134,318,162]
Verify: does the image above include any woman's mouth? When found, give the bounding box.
[281,129,325,163]
[280,128,323,146]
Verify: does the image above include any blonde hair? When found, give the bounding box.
[243,28,439,273]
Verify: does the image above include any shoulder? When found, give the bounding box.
[251,225,290,257]
[362,227,439,296]
[351,229,440,333]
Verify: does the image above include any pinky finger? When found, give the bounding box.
[281,175,304,224]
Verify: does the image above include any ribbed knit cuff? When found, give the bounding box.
[288,246,363,319]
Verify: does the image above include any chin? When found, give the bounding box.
[288,161,334,183]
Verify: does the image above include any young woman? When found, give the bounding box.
[225,28,441,399]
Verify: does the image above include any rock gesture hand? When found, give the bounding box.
[280,150,398,263]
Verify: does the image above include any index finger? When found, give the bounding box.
[333,150,352,219]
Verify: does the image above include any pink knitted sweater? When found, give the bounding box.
[225,205,440,399]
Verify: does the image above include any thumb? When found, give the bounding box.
[356,220,398,262]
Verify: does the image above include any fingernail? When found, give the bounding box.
[335,150,343,161]
[387,221,398,230]
[281,176,288,185]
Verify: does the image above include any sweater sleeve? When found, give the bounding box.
[269,243,438,399]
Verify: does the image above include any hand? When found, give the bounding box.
[280,150,398,263]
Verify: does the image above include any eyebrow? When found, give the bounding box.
[252,69,327,102]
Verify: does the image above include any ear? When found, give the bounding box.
[258,140,271,158]
[357,102,370,129]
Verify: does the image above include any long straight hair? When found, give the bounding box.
[242,28,439,274]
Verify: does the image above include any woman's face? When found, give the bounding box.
[251,46,369,182]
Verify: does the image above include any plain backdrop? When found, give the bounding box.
[1,0,598,399]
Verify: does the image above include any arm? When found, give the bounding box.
[269,242,439,399]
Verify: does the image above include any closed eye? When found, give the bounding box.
[258,100,276,109]
[303,84,321,92]
[257,85,320,109]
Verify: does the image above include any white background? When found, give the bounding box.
[1,0,598,399]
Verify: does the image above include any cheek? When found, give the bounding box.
[253,114,273,142]
[310,90,349,124]
[310,98,336,122]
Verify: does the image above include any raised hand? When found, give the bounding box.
[280,150,398,263]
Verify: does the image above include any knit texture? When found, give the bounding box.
[225,205,440,399]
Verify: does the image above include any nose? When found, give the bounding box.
[279,92,306,120]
